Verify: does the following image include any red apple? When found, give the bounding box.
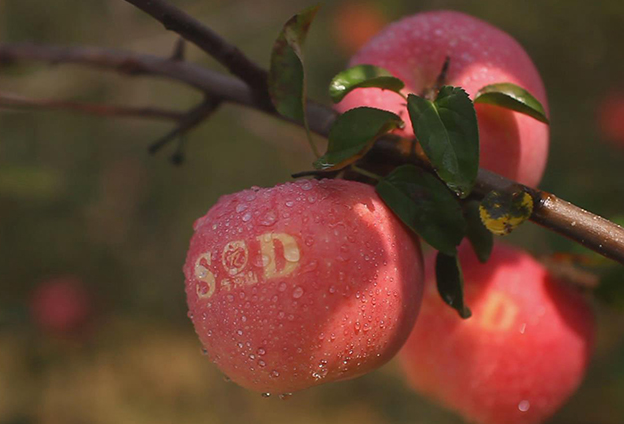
[335,11,550,188]
[597,92,624,147]
[399,242,595,424]
[331,1,389,55]
[30,276,92,337]
[183,179,424,393]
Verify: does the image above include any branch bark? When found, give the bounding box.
[122,0,272,108]
[0,92,184,121]
[2,1,624,265]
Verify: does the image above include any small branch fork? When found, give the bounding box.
[1,0,624,265]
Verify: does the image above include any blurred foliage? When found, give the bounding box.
[1,0,624,423]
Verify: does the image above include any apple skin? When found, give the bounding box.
[30,276,92,337]
[331,1,389,55]
[183,179,424,393]
[335,10,550,188]
[597,92,624,147]
[398,242,595,424]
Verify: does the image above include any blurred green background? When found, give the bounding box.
[1,0,624,423]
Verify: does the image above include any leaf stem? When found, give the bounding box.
[351,165,382,181]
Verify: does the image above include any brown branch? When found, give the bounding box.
[123,0,272,108]
[2,40,624,264]
[0,92,184,121]
[148,96,222,156]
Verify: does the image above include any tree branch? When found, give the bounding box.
[122,0,272,108]
[1,31,623,264]
[0,92,184,121]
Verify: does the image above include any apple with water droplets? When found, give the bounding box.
[184,179,424,393]
[335,10,550,187]
[399,242,595,424]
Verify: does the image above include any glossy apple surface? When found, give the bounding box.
[399,242,595,424]
[184,179,424,393]
[336,11,550,187]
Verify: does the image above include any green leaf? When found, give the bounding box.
[376,165,466,256]
[407,87,479,198]
[435,252,472,319]
[329,64,405,103]
[268,4,320,155]
[474,83,549,124]
[479,188,534,236]
[464,200,493,263]
[314,107,403,170]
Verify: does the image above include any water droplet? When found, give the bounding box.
[292,286,304,299]
[262,254,271,267]
[519,323,527,334]
[329,285,336,294]
[226,294,234,303]
[518,400,530,412]
[301,181,313,191]
[284,245,300,262]
[201,348,209,355]
[236,203,248,213]
[187,311,194,319]
[237,329,244,336]
[279,393,293,401]
[259,211,277,226]
[285,201,294,207]
[242,212,252,222]
[278,282,287,292]
[271,370,280,378]
[261,392,271,398]
[304,237,315,247]
[258,360,266,367]
[257,348,266,356]
[237,342,244,349]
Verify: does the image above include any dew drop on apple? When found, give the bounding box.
[518,400,531,412]
[278,393,292,401]
[292,286,304,299]
[261,392,271,398]
[284,244,300,262]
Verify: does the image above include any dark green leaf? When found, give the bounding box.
[464,200,493,263]
[407,87,479,198]
[474,83,549,124]
[376,165,466,256]
[329,64,405,103]
[268,4,320,122]
[436,252,472,319]
[479,188,534,236]
[314,107,402,170]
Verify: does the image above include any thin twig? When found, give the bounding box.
[148,96,222,154]
[123,0,271,106]
[0,92,184,121]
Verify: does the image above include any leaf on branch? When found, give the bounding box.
[313,107,403,171]
[407,87,479,198]
[436,252,472,319]
[376,165,466,256]
[464,200,493,263]
[479,188,534,236]
[268,4,320,155]
[328,64,405,103]
[474,83,549,124]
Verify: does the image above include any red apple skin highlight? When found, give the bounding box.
[335,11,550,188]
[399,243,595,424]
[184,179,424,393]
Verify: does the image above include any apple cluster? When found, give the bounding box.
[183,10,595,424]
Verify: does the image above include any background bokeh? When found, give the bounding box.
[1,0,624,423]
